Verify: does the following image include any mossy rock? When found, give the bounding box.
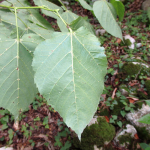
[72,117,115,150]
[118,133,142,150]
[122,62,150,77]
[145,80,150,98]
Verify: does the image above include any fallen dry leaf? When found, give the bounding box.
[134,133,139,139]
[112,88,117,99]
[104,116,109,123]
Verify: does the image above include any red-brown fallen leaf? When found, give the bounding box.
[126,97,139,101]
[129,99,135,103]
[134,133,139,139]
[116,38,122,44]
[104,116,109,123]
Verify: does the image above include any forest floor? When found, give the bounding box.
[0,0,150,150]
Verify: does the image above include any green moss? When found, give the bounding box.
[122,62,150,77]
[136,126,150,142]
[99,108,109,117]
[118,133,142,150]
[73,117,115,150]
[145,80,150,98]
[118,133,133,148]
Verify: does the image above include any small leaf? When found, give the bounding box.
[145,100,150,107]
[93,0,122,40]
[2,124,8,130]
[78,0,93,10]
[120,110,126,117]
[110,0,125,21]
[138,114,150,124]
[112,115,117,120]
[117,121,122,127]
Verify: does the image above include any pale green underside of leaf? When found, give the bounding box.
[78,0,93,10]
[138,114,150,124]
[33,0,63,19]
[93,0,123,40]
[32,27,107,139]
[70,16,95,35]
[57,11,78,32]
[0,0,54,39]
[0,26,38,118]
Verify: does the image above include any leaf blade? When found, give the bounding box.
[32,27,107,138]
[93,0,122,40]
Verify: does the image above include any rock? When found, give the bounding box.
[119,84,129,96]
[136,43,142,48]
[0,147,13,150]
[123,35,135,49]
[96,29,106,36]
[126,104,150,133]
[122,62,150,77]
[114,124,137,148]
[72,117,115,150]
[142,0,150,11]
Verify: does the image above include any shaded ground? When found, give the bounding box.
[0,0,150,149]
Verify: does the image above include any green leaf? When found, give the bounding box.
[147,7,150,21]
[32,27,107,139]
[117,121,122,127]
[57,10,78,32]
[140,143,150,149]
[60,141,72,150]
[70,16,95,35]
[78,0,93,10]
[33,0,63,19]
[138,114,150,124]
[2,124,8,130]
[145,100,150,107]
[21,34,45,53]
[110,0,125,21]
[0,31,37,119]
[120,110,126,117]
[93,0,122,40]
[0,0,54,39]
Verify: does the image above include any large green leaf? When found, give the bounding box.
[0,26,38,118]
[57,11,78,32]
[110,0,125,21]
[78,0,92,10]
[32,27,107,138]
[33,0,63,19]
[93,0,122,40]
[138,114,150,124]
